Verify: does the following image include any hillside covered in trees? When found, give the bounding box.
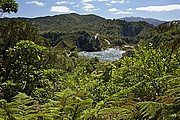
[0,0,180,119]
[119,17,165,26]
[2,14,179,52]
[1,13,154,51]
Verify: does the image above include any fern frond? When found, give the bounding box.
[165,77,180,97]
[98,107,132,119]
[0,93,37,120]
[138,101,165,120]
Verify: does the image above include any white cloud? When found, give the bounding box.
[128,8,133,11]
[83,3,95,9]
[82,0,94,3]
[82,3,95,12]
[2,14,9,18]
[56,1,74,5]
[50,6,75,13]
[109,7,134,14]
[56,1,67,5]
[98,0,109,1]
[108,8,118,12]
[106,3,112,6]
[73,5,80,7]
[136,4,180,12]
[110,0,125,4]
[114,11,134,14]
[70,2,74,4]
[26,1,45,6]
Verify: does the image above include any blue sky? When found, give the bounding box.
[5,0,180,21]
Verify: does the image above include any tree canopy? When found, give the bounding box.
[0,0,18,17]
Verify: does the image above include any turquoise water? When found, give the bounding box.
[78,48,125,62]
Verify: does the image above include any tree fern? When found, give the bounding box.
[36,89,93,120]
[87,97,138,120]
[0,92,36,120]
[136,101,165,120]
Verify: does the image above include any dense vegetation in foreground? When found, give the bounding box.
[0,18,180,119]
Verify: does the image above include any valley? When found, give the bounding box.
[0,0,180,119]
[1,13,155,51]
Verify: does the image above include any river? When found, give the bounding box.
[78,48,125,62]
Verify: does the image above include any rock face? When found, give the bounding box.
[77,31,101,52]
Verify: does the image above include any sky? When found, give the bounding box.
[5,0,180,21]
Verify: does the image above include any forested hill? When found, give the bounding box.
[137,20,180,48]
[119,17,165,26]
[2,14,179,52]
[1,13,154,51]
[1,13,153,33]
[32,13,106,27]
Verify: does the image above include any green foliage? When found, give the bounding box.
[42,31,102,51]
[113,45,180,100]
[0,20,49,55]
[138,21,180,48]
[1,40,48,100]
[0,0,18,17]
[1,14,154,50]
[0,12,180,120]
[0,43,180,119]
[86,97,138,120]
[137,101,165,120]
[0,92,35,120]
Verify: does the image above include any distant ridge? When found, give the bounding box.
[119,17,165,26]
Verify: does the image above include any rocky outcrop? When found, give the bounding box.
[76,31,101,52]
